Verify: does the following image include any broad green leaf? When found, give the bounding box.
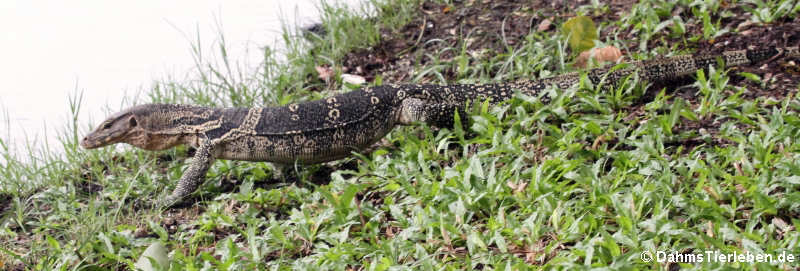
[134,241,169,271]
[562,16,598,53]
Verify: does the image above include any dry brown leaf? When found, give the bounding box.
[575,46,622,68]
[315,65,334,81]
[706,221,714,238]
[537,18,552,32]
[733,162,744,176]
[772,217,791,232]
[703,186,720,201]
[506,181,517,191]
[342,74,366,85]
[441,225,451,246]
[525,251,538,264]
[385,225,395,238]
[734,183,745,194]
[507,181,528,193]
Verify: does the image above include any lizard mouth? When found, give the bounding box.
[81,130,125,149]
[81,136,106,149]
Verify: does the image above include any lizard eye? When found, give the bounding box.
[102,122,113,130]
[129,117,138,127]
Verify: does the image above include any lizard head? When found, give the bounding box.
[81,104,188,151]
[81,106,146,149]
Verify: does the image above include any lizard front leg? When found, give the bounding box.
[158,141,216,207]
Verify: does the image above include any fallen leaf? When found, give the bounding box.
[537,18,552,32]
[525,251,538,264]
[703,186,720,201]
[706,221,714,238]
[562,16,598,53]
[316,65,334,81]
[135,241,169,271]
[385,226,395,238]
[506,181,528,193]
[342,74,366,85]
[575,45,622,68]
[733,162,744,176]
[772,217,791,232]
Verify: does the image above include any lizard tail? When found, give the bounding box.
[602,45,799,84]
[684,46,798,74]
[418,45,799,105]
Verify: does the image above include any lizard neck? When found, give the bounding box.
[128,104,221,150]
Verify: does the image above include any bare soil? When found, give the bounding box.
[341,0,799,92]
[335,0,799,151]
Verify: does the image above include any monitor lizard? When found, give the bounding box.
[81,46,799,207]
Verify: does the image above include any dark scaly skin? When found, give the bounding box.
[81,46,799,207]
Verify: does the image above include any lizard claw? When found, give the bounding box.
[131,198,156,210]
[154,195,182,209]
[131,195,181,210]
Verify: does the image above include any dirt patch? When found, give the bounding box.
[342,0,798,89]
[342,0,639,83]
[336,0,798,153]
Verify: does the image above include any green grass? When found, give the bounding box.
[2,0,800,270]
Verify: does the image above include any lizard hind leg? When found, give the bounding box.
[398,98,468,128]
